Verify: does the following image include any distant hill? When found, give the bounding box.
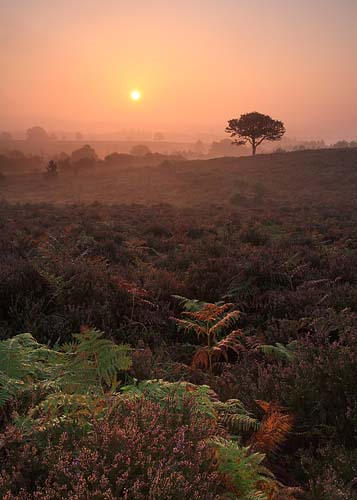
[1,147,356,206]
[0,139,199,158]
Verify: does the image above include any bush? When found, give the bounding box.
[0,398,220,500]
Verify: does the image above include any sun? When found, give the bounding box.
[130,89,141,101]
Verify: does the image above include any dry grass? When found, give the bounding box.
[1,148,357,207]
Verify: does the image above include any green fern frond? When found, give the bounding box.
[58,329,132,393]
[0,330,132,406]
[221,413,260,434]
[15,392,108,436]
[210,437,274,500]
[214,399,260,434]
[122,379,216,418]
[0,373,26,406]
[172,295,207,312]
[0,333,62,377]
[257,342,296,363]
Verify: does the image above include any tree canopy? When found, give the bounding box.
[130,144,151,157]
[226,112,285,155]
[26,126,50,141]
[71,144,98,163]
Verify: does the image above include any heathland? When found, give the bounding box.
[0,147,356,499]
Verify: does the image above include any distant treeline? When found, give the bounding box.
[0,144,185,176]
[1,138,357,176]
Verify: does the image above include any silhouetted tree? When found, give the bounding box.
[5,150,25,160]
[153,132,165,141]
[105,153,135,167]
[208,139,246,157]
[71,144,98,164]
[130,144,151,157]
[26,126,49,141]
[333,140,352,149]
[226,112,285,155]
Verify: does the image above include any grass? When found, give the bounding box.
[1,147,356,206]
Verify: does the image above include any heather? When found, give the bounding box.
[0,398,221,500]
[0,149,357,498]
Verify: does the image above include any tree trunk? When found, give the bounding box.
[252,142,257,155]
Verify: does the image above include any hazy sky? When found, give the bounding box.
[1,0,356,140]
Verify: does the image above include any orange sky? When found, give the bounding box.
[1,0,356,141]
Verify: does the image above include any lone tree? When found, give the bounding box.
[26,126,50,141]
[225,112,285,156]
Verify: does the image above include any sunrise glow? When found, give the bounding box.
[1,1,356,139]
[130,90,141,102]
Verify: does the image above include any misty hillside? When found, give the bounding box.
[1,147,357,206]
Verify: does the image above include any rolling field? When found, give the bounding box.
[1,148,357,206]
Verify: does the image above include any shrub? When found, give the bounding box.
[0,398,220,500]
